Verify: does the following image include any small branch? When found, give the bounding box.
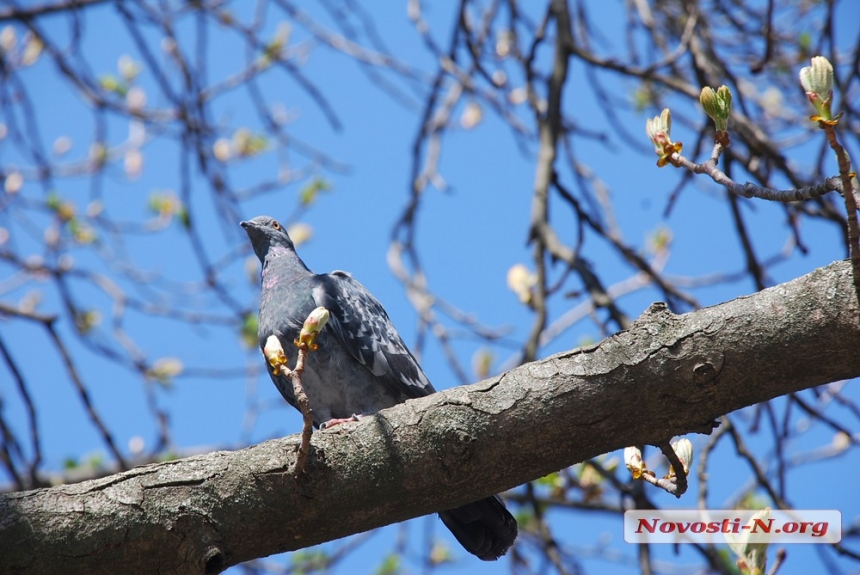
[523,482,571,575]
[0,0,112,22]
[624,440,690,498]
[724,416,790,509]
[822,121,860,314]
[263,307,330,477]
[0,333,43,489]
[749,0,775,74]
[696,423,729,510]
[45,322,128,471]
[637,466,684,496]
[655,441,688,498]
[267,355,314,477]
[668,117,860,315]
[275,345,315,478]
[0,302,57,324]
[672,143,846,202]
[769,547,787,575]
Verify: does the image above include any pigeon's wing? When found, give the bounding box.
[311,271,434,399]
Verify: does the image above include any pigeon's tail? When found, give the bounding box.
[438,495,518,561]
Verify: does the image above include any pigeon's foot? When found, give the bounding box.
[320,414,362,429]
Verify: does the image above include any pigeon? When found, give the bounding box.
[241,215,518,561]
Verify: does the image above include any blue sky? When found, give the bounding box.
[2,1,859,573]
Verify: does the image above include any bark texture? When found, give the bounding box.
[2,260,858,575]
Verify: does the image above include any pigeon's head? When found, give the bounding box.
[241,216,296,263]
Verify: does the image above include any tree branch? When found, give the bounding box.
[0,0,112,22]
[2,260,859,575]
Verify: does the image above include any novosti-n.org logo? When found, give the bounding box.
[624,509,841,544]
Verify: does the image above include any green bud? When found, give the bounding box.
[263,334,287,370]
[669,437,693,477]
[624,446,646,479]
[645,108,683,167]
[240,313,258,349]
[799,56,834,121]
[145,357,184,386]
[645,108,671,152]
[299,178,332,206]
[297,306,330,350]
[726,507,772,575]
[700,85,732,132]
[305,306,330,331]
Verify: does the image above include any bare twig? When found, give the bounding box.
[672,143,848,202]
[655,441,688,498]
[266,353,314,477]
[280,344,315,478]
[822,121,860,313]
[0,334,43,489]
[45,322,128,471]
[769,547,788,575]
[263,307,329,477]
[0,0,112,21]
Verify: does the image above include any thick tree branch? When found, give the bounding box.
[2,260,859,575]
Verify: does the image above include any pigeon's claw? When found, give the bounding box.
[320,414,362,429]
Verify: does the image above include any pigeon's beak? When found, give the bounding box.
[240,220,261,242]
[240,220,262,236]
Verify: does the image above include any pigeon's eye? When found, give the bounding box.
[270,220,281,230]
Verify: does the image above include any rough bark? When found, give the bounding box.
[2,260,858,575]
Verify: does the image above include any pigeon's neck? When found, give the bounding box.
[263,245,311,278]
